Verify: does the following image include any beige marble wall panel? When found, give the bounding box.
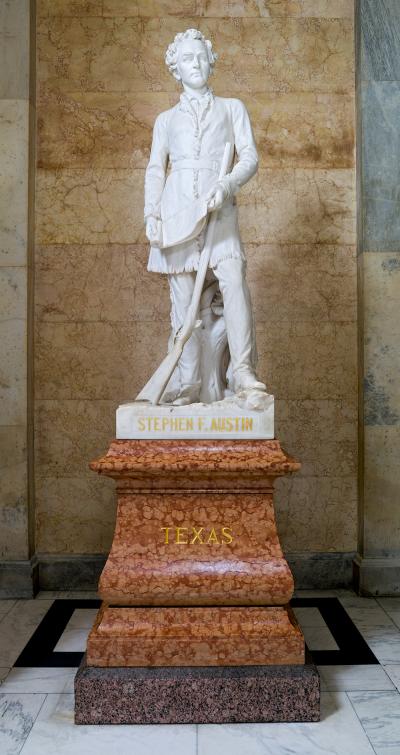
[255,320,357,401]
[35,320,170,401]
[103,0,199,15]
[99,1,354,18]
[35,475,115,553]
[37,90,174,170]
[247,243,357,323]
[35,244,170,323]
[0,2,31,563]
[276,399,357,478]
[0,320,27,427]
[0,0,29,99]
[0,263,28,488]
[0,426,29,559]
[0,267,27,322]
[0,101,29,265]
[363,427,400,558]
[35,399,116,478]
[37,0,201,16]
[37,0,103,15]
[249,93,355,169]
[240,168,356,245]
[37,16,354,95]
[37,90,354,170]
[276,473,358,551]
[36,169,145,245]
[36,167,355,246]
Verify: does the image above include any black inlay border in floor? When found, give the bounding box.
[13,597,379,668]
[14,599,101,668]
[291,598,378,666]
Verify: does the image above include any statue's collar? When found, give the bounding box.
[179,87,214,113]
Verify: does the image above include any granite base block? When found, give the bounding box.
[75,654,320,724]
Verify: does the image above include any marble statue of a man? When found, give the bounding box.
[144,28,267,406]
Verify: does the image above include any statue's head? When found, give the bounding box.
[165,28,217,89]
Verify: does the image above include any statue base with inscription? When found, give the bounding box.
[117,392,274,440]
[74,439,320,724]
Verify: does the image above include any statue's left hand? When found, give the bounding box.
[206,182,228,211]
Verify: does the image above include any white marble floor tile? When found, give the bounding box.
[382,665,400,692]
[292,607,327,627]
[197,691,375,754]
[54,628,90,652]
[317,665,395,691]
[377,598,400,610]
[348,690,400,751]
[35,591,99,600]
[0,600,54,667]
[1,668,77,694]
[63,608,98,629]
[360,628,400,664]
[377,598,400,630]
[339,596,379,609]
[0,600,17,620]
[339,601,397,630]
[301,625,339,651]
[53,608,99,652]
[0,693,46,755]
[21,693,197,755]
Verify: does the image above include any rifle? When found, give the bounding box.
[136,141,232,405]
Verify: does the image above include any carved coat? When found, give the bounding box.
[144,89,258,274]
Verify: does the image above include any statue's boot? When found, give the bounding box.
[233,366,267,393]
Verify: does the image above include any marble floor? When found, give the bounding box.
[1,590,400,754]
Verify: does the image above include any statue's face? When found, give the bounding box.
[176,38,210,88]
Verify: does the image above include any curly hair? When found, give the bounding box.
[165,28,218,81]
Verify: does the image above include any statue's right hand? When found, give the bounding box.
[145,216,162,246]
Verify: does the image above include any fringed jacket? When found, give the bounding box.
[144,88,258,275]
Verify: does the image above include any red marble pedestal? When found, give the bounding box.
[75,439,320,724]
[86,439,304,668]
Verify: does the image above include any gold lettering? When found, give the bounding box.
[175,527,188,544]
[207,527,219,544]
[221,526,233,544]
[187,417,194,430]
[190,526,204,544]
[198,417,204,431]
[210,418,218,431]
[162,525,235,545]
[161,526,171,544]
[138,418,145,431]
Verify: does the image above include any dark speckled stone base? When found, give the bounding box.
[74,654,320,724]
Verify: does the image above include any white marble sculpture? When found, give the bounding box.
[118,29,274,438]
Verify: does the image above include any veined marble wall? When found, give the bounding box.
[0,0,33,563]
[358,0,400,588]
[35,0,357,557]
